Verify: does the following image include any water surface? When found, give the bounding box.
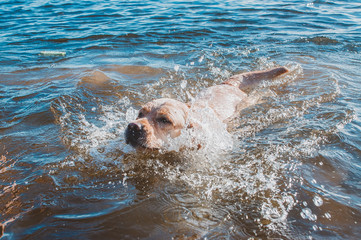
[1,0,361,239]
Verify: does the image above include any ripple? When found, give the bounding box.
[1,0,361,239]
[163,206,192,223]
[55,203,122,220]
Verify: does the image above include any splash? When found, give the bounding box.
[49,58,353,238]
[51,93,133,161]
[163,105,233,153]
[50,62,304,236]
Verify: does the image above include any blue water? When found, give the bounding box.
[1,0,361,239]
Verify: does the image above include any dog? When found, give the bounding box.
[125,66,288,149]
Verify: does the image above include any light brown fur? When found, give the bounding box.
[125,66,288,149]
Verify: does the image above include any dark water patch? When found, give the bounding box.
[43,34,116,44]
[83,45,113,51]
[114,33,142,41]
[312,0,339,6]
[75,13,124,19]
[210,18,238,23]
[343,43,361,53]
[293,36,340,45]
[266,7,315,16]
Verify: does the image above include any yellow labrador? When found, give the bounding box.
[125,66,288,149]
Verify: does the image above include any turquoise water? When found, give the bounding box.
[0,0,360,239]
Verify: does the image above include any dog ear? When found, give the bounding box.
[170,129,181,138]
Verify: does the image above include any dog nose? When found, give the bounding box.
[125,122,144,147]
[127,122,141,132]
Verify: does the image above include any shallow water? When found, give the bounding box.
[1,0,361,239]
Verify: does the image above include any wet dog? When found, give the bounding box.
[125,66,288,149]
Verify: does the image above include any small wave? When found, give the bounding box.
[43,34,115,43]
[343,43,360,53]
[103,64,164,77]
[55,203,123,220]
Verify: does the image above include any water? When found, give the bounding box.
[1,0,360,239]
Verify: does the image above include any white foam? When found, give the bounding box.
[56,96,132,160]
[163,105,233,153]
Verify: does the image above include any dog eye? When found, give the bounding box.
[157,117,172,125]
[137,112,144,119]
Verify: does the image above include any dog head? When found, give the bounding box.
[125,98,189,149]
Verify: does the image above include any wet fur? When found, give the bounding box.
[125,66,288,149]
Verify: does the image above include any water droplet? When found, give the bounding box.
[313,195,323,207]
[180,80,187,89]
[301,208,317,221]
[324,212,331,219]
[198,55,204,63]
[310,213,317,221]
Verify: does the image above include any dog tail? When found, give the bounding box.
[223,66,289,90]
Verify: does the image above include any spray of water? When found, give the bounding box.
[50,52,353,237]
